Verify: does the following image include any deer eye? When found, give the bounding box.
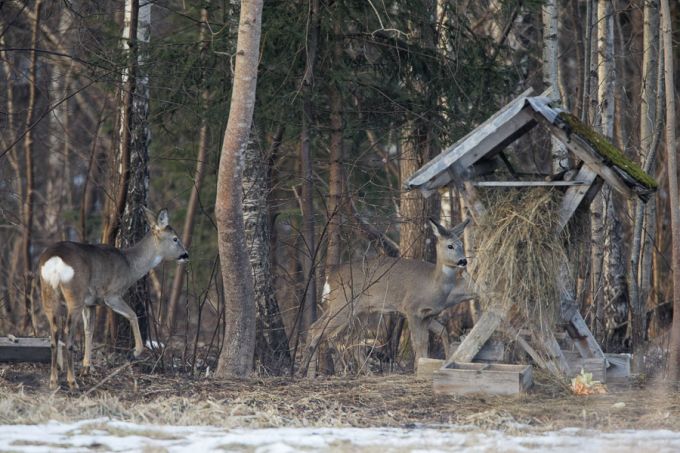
[173,237,179,243]
[447,244,454,249]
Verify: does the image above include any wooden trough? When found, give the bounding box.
[0,336,52,363]
[433,362,532,396]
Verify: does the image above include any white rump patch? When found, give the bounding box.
[321,278,331,304]
[40,256,75,289]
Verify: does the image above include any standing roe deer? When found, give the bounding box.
[301,218,477,376]
[39,208,188,389]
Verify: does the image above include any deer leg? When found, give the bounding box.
[106,296,144,357]
[64,310,80,390]
[41,284,61,389]
[407,314,429,368]
[303,310,352,377]
[48,310,60,389]
[81,304,96,374]
[428,318,450,358]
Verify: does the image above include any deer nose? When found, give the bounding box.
[457,258,467,267]
[178,252,189,262]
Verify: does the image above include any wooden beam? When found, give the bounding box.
[473,181,587,187]
[406,88,536,195]
[443,307,506,366]
[530,111,635,198]
[557,166,599,230]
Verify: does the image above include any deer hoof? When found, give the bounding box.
[67,380,80,391]
[133,347,144,358]
[49,378,58,390]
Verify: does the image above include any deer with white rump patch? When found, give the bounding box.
[301,218,476,376]
[39,208,189,390]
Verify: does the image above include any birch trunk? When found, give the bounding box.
[660,0,680,381]
[542,0,568,173]
[244,130,292,374]
[118,0,152,346]
[214,0,263,378]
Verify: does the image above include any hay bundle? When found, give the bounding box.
[472,188,569,327]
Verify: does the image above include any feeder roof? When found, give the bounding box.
[404,88,657,202]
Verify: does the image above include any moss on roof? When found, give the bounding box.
[558,112,658,190]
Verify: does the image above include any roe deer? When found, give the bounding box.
[301,218,477,376]
[39,208,188,389]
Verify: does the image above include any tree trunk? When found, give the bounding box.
[631,0,660,349]
[101,0,138,246]
[214,0,263,378]
[299,0,320,337]
[244,129,292,374]
[166,4,212,333]
[542,0,568,173]
[660,0,680,381]
[21,0,42,334]
[118,0,152,347]
[325,69,345,270]
[44,4,75,241]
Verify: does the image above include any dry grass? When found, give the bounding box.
[1,363,679,432]
[474,188,568,326]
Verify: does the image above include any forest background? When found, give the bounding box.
[1,0,679,379]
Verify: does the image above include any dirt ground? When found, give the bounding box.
[1,361,679,433]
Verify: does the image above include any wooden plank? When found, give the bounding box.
[605,353,631,381]
[473,181,587,187]
[416,358,446,380]
[557,166,599,230]
[0,337,51,363]
[563,351,607,382]
[405,88,536,195]
[447,164,488,223]
[530,111,636,199]
[567,311,608,364]
[433,362,532,395]
[444,307,506,366]
[450,338,506,362]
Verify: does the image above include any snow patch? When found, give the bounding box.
[40,256,75,289]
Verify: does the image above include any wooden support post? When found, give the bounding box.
[557,166,600,230]
[443,307,506,366]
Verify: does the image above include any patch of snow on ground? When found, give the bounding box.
[0,418,679,452]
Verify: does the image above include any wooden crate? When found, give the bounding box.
[433,362,532,396]
[563,351,607,382]
[0,337,51,363]
[605,353,631,381]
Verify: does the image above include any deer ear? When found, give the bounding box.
[450,218,471,237]
[156,209,169,228]
[143,207,157,228]
[428,218,449,238]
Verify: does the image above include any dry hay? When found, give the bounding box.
[473,188,569,330]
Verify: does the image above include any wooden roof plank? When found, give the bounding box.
[405,88,535,195]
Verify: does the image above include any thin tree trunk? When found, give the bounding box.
[325,72,345,271]
[660,0,680,381]
[166,4,212,333]
[21,0,43,334]
[299,0,320,337]
[631,0,660,349]
[214,0,263,378]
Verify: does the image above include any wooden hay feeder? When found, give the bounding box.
[433,362,532,396]
[405,88,657,392]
